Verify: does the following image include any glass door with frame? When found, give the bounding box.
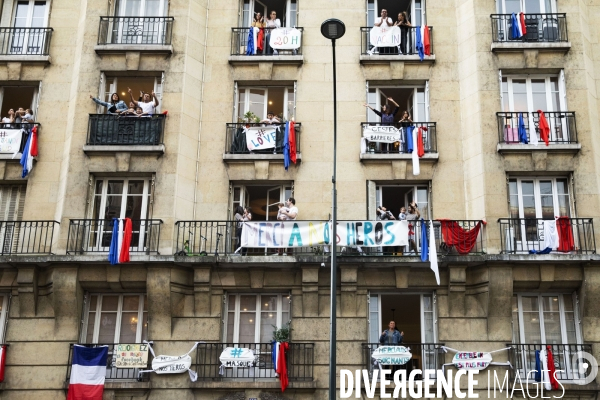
[11,0,48,55]
[113,0,167,44]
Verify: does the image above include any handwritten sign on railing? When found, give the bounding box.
[269,28,302,50]
[114,343,149,368]
[245,125,278,150]
[363,125,402,143]
[369,26,401,47]
[0,129,22,155]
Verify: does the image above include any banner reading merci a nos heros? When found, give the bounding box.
[241,220,409,248]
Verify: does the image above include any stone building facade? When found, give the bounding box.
[0,0,596,399]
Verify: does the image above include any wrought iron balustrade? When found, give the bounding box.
[87,114,165,146]
[497,111,577,144]
[98,17,174,45]
[226,122,301,155]
[491,14,567,43]
[0,220,58,255]
[66,343,150,382]
[231,27,303,56]
[360,26,433,56]
[0,27,52,55]
[361,122,437,154]
[361,343,445,379]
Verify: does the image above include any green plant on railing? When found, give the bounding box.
[241,111,260,124]
[272,322,292,342]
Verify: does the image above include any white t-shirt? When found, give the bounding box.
[288,206,298,220]
[266,18,281,28]
[1,117,11,123]
[139,101,155,115]
[375,17,393,27]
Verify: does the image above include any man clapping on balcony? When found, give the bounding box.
[128,87,159,116]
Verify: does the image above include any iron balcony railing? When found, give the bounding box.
[231,27,303,56]
[195,342,314,381]
[497,112,577,145]
[360,26,433,56]
[362,343,445,379]
[98,17,174,45]
[0,220,58,255]
[87,114,165,146]
[491,14,568,43]
[66,219,162,255]
[174,220,483,257]
[0,27,53,56]
[507,343,594,383]
[361,122,437,154]
[498,218,595,254]
[66,343,150,382]
[226,122,301,155]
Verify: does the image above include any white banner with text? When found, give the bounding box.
[245,125,278,151]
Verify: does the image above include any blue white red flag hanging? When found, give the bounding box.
[19,127,38,178]
[108,218,133,265]
[67,345,108,400]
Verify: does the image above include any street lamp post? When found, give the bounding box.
[321,18,345,400]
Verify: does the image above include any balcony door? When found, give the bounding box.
[236,84,295,122]
[113,0,168,44]
[240,0,267,27]
[368,293,437,374]
[512,293,582,381]
[500,73,567,141]
[100,74,163,113]
[367,0,426,26]
[366,84,429,123]
[89,178,152,252]
[0,185,25,254]
[498,0,556,14]
[11,0,49,55]
[507,177,571,251]
[370,184,430,220]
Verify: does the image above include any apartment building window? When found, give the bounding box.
[231,183,292,221]
[11,0,49,55]
[0,185,26,221]
[240,0,298,27]
[498,0,556,14]
[368,183,430,220]
[225,294,290,343]
[99,73,163,113]
[367,84,429,123]
[83,294,148,344]
[235,84,296,122]
[500,73,566,113]
[0,84,42,121]
[367,0,425,26]
[508,177,571,220]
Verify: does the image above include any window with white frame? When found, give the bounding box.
[83,294,148,344]
[11,0,50,55]
[99,74,163,113]
[370,183,431,220]
[512,293,580,345]
[367,84,429,123]
[501,74,566,113]
[0,84,42,121]
[225,294,290,343]
[0,295,9,343]
[497,0,556,14]
[367,0,425,26]
[508,177,571,220]
[235,84,296,122]
[240,0,298,27]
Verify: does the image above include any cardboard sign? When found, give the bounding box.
[452,352,493,370]
[269,28,302,50]
[0,129,22,154]
[363,125,402,143]
[114,343,149,368]
[219,347,256,368]
[370,26,401,48]
[241,220,409,248]
[372,346,412,365]
[245,126,278,151]
[151,354,193,374]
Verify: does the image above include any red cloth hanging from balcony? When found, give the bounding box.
[438,220,486,255]
[417,127,426,157]
[0,345,6,383]
[423,26,431,55]
[276,342,289,392]
[30,125,38,157]
[118,218,132,263]
[556,216,574,252]
[257,28,265,52]
[546,346,560,390]
[289,121,297,164]
[537,110,550,146]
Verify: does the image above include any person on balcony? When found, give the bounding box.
[252,13,266,54]
[406,202,420,255]
[234,206,245,256]
[128,88,159,116]
[89,93,127,114]
[1,109,15,128]
[374,9,394,54]
[120,102,137,116]
[394,12,412,55]
[265,10,281,55]
[380,321,404,344]
[364,98,400,152]
[260,112,281,124]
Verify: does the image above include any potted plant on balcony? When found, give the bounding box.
[272,322,292,343]
[242,111,260,126]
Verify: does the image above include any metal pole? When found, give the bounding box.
[329,38,338,400]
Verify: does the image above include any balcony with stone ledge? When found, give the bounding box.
[95,17,174,55]
[490,13,570,53]
[229,27,303,66]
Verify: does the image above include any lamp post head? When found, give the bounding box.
[321,18,345,40]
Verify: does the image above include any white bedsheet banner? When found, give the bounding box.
[370,26,401,47]
[269,28,302,50]
[363,125,402,143]
[245,126,278,151]
[241,220,408,248]
[0,129,22,155]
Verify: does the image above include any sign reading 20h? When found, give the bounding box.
[269,28,302,50]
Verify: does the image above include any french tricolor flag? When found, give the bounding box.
[19,126,38,178]
[67,345,108,400]
[108,218,132,265]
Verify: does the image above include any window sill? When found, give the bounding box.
[491,41,571,52]
[359,54,435,64]
[228,55,303,65]
[83,144,165,155]
[94,44,173,55]
[223,152,302,162]
[360,152,439,161]
[497,143,580,154]
[190,380,316,390]
[0,55,50,63]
